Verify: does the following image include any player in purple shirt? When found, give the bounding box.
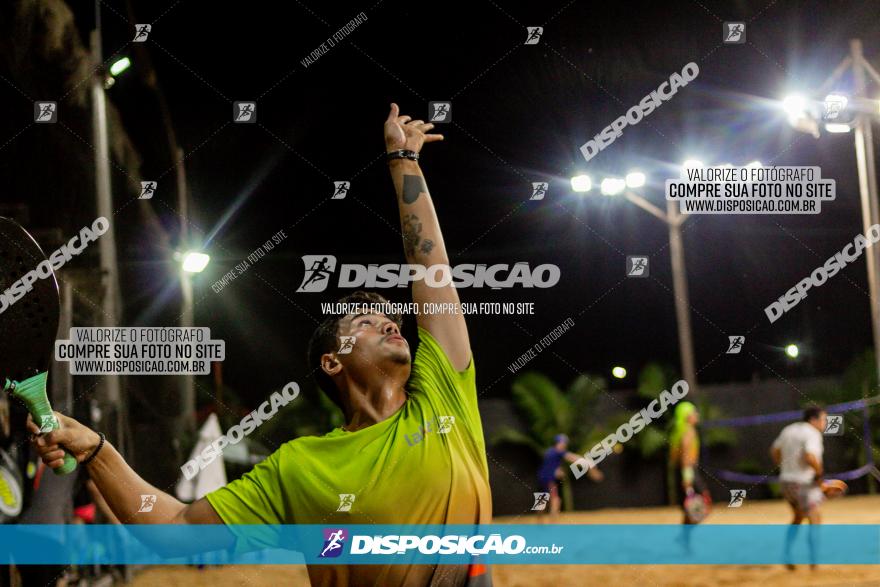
[537,434,603,521]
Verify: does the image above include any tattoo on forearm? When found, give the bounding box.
[401,214,423,258]
[419,239,434,255]
[402,175,427,204]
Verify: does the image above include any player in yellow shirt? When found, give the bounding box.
[28,103,492,586]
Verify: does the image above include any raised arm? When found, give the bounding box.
[384,103,471,370]
[29,412,224,526]
[564,451,604,481]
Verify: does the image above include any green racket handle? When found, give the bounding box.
[6,372,77,475]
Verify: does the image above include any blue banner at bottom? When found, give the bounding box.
[0,524,878,565]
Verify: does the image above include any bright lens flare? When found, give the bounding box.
[612,366,627,379]
[109,57,132,77]
[182,252,210,273]
[782,94,808,119]
[600,178,626,196]
[825,123,851,133]
[824,93,848,113]
[571,175,592,192]
[785,344,799,359]
[682,159,704,170]
[625,172,646,188]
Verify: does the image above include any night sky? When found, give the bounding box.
[62,0,880,404]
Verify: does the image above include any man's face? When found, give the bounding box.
[337,311,411,373]
[810,411,828,433]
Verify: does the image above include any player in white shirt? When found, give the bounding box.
[770,406,826,569]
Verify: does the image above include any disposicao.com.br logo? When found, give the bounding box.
[296,255,561,292]
[318,529,563,557]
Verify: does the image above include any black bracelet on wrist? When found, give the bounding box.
[386,149,419,162]
[82,432,105,466]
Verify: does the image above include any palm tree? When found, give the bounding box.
[491,371,608,512]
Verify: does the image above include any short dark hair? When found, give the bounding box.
[307,291,402,409]
[803,405,826,422]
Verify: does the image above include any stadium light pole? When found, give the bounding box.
[175,249,209,437]
[784,39,880,388]
[90,0,124,452]
[625,189,698,393]
[573,174,698,393]
[851,39,880,389]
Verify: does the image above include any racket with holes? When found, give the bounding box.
[821,479,848,499]
[0,447,23,522]
[683,490,712,523]
[0,217,75,475]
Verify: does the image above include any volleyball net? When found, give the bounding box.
[702,395,880,484]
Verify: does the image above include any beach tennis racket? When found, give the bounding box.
[821,479,848,499]
[683,490,711,523]
[0,217,76,475]
[0,447,23,522]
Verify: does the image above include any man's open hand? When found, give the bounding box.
[384,103,444,154]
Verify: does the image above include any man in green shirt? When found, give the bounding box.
[28,103,493,586]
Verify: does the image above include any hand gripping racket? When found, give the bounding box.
[0,217,76,475]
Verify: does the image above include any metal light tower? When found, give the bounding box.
[785,39,880,386]
[90,1,124,450]
[573,175,698,393]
